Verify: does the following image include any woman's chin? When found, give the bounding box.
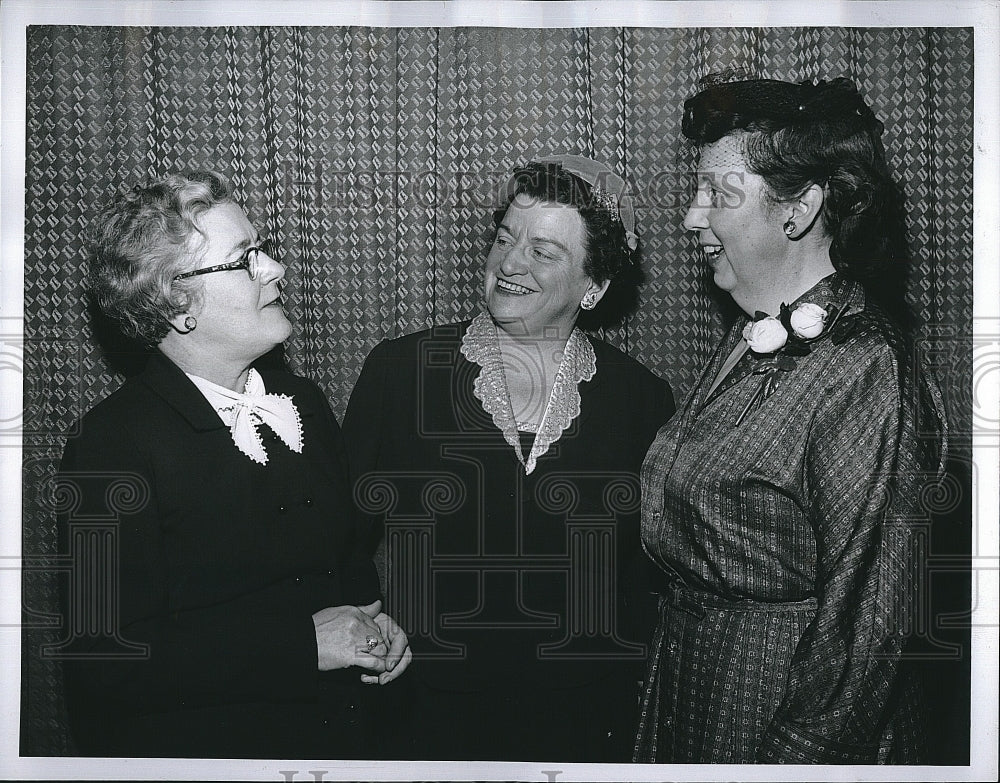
[710,267,735,290]
[487,295,531,321]
[266,317,293,348]
[485,306,538,338]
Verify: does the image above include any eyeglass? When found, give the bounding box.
[173,239,270,282]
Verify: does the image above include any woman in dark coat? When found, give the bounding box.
[58,171,410,758]
[634,76,948,764]
[343,155,675,761]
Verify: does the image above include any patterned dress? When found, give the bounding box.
[634,274,948,764]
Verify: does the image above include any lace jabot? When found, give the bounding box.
[460,312,597,474]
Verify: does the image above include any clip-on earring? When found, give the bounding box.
[783,219,797,237]
[182,315,197,332]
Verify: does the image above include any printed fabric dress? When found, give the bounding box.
[634,273,948,764]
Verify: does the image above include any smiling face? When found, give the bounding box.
[180,202,291,371]
[484,193,605,339]
[682,134,793,315]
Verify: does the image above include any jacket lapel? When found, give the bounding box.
[694,318,750,412]
[140,352,227,432]
[702,345,758,407]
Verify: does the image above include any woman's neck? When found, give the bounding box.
[737,250,836,317]
[495,327,570,376]
[158,339,251,392]
[495,325,571,429]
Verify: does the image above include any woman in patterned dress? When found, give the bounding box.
[343,156,674,760]
[634,77,948,763]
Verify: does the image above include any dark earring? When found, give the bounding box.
[182,315,197,332]
[783,219,797,237]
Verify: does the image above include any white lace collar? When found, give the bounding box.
[460,312,597,474]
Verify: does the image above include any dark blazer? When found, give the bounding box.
[342,321,674,759]
[58,351,380,758]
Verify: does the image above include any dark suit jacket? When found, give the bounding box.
[58,351,380,758]
[342,321,675,693]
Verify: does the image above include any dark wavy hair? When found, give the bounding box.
[495,161,643,328]
[86,171,233,346]
[682,76,908,292]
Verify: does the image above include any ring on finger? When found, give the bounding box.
[365,634,379,651]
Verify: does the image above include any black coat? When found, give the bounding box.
[342,320,675,760]
[57,351,380,758]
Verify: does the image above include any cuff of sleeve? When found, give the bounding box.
[758,721,879,764]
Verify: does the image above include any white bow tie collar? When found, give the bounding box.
[186,368,303,464]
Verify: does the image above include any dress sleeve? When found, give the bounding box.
[306,379,382,605]
[758,346,947,763]
[637,368,675,432]
[618,366,677,648]
[341,341,393,585]
[58,420,323,719]
[342,340,389,502]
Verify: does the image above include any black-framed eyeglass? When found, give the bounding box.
[173,239,270,282]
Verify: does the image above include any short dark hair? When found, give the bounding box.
[86,171,233,346]
[495,161,643,328]
[682,76,908,287]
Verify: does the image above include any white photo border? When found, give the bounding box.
[1,1,996,781]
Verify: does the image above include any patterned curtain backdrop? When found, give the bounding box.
[21,26,973,756]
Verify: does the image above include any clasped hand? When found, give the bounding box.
[312,600,412,685]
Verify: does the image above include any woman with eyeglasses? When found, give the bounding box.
[633,76,949,764]
[57,171,410,758]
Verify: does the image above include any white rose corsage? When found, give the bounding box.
[743,302,830,355]
[736,300,849,425]
[742,316,793,353]
[789,302,828,339]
